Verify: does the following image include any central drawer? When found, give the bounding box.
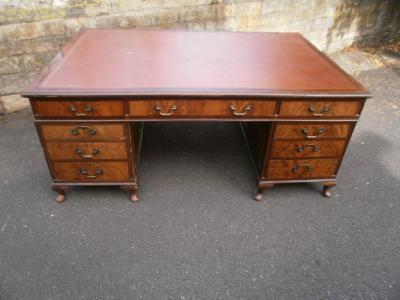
[53,162,130,182]
[129,99,276,118]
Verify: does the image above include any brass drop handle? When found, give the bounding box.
[229,104,252,116]
[309,105,330,116]
[79,168,103,179]
[301,128,326,139]
[155,105,177,116]
[292,164,314,172]
[75,148,100,158]
[297,144,319,152]
[69,105,94,116]
[71,126,97,136]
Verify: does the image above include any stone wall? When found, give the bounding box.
[1,0,399,114]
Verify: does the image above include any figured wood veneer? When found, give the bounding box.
[33,100,124,118]
[266,159,339,180]
[279,100,362,117]
[46,142,128,160]
[40,124,126,141]
[274,123,351,139]
[53,162,130,182]
[270,140,346,158]
[129,100,276,118]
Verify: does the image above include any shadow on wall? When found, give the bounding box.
[326,0,400,51]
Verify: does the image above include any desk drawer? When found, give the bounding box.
[33,100,124,118]
[129,100,276,118]
[270,140,346,158]
[274,123,351,139]
[54,162,130,182]
[40,124,127,141]
[46,142,128,161]
[279,100,362,118]
[266,159,339,180]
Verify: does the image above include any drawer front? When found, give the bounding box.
[129,100,276,118]
[40,124,126,141]
[33,100,124,118]
[274,123,351,139]
[53,162,130,182]
[270,140,346,158]
[265,159,339,180]
[46,142,128,160]
[279,100,362,117]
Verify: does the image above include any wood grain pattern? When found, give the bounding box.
[129,100,276,118]
[53,162,130,181]
[265,159,339,179]
[270,140,346,158]
[46,142,128,160]
[33,100,124,118]
[279,100,362,117]
[40,124,126,141]
[274,123,351,139]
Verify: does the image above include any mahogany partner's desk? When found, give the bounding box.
[22,29,370,202]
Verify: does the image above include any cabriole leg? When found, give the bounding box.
[255,183,274,201]
[52,185,68,203]
[121,185,139,202]
[322,181,336,197]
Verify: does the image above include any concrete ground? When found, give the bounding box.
[0,50,399,299]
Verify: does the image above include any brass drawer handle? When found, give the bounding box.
[71,126,97,136]
[297,144,319,152]
[309,105,330,116]
[75,148,100,158]
[69,105,94,116]
[79,168,103,179]
[155,105,177,116]
[229,104,252,116]
[292,164,314,172]
[301,128,326,139]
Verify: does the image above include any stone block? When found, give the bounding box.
[178,5,217,22]
[23,51,58,72]
[159,9,179,24]
[0,74,29,95]
[185,22,205,30]
[163,0,213,9]
[1,20,67,44]
[14,36,66,56]
[0,57,25,75]
[0,94,30,113]
[0,6,66,26]
[109,0,162,12]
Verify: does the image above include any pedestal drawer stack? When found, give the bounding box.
[31,99,140,202]
[245,99,365,200]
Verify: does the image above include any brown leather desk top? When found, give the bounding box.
[23,29,369,98]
